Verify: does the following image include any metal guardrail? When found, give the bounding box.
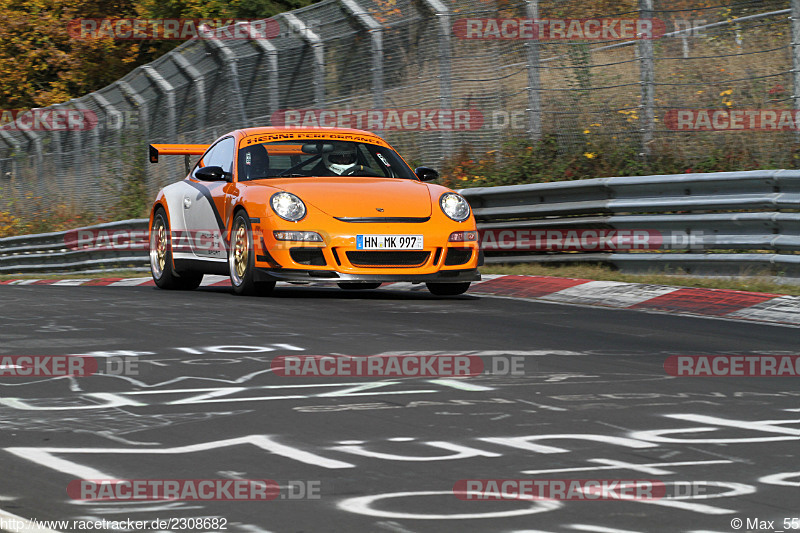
[459,169,800,279]
[0,219,149,273]
[2,170,800,280]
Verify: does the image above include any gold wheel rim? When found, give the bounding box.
[151,218,168,278]
[234,223,248,279]
[156,222,166,273]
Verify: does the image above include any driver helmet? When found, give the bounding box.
[323,143,358,175]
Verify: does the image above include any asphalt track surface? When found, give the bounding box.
[1,282,798,533]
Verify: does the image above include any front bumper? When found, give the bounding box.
[254,268,481,283]
[253,213,482,282]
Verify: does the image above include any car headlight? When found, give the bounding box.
[440,192,471,222]
[271,192,306,221]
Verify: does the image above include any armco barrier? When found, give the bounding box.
[0,219,149,273]
[459,169,800,279]
[2,170,800,279]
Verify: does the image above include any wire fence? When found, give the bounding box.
[0,0,797,218]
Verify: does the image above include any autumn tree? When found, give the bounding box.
[0,0,317,109]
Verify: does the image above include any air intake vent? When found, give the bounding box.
[346,251,430,267]
[444,248,473,266]
[290,247,327,266]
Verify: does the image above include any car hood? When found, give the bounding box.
[266,177,432,218]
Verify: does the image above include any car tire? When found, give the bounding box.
[229,211,276,296]
[150,207,203,290]
[337,282,382,290]
[426,282,471,296]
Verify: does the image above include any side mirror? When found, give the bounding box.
[195,165,229,182]
[415,166,439,182]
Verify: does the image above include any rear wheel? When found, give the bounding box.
[426,282,471,296]
[150,208,203,290]
[229,211,275,296]
[338,282,382,290]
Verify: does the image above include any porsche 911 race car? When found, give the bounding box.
[148,127,481,296]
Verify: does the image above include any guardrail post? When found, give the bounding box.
[791,0,800,125]
[89,93,122,142]
[69,99,106,208]
[116,80,150,141]
[59,100,86,198]
[421,0,453,162]
[116,80,151,183]
[142,66,181,183]
[89,93,123,176]
[524,0,542,142]
[200,27,249,126]
[16,126,43,189]
[0,130,21,182]
[246,23,280,122]
[172,53,207,132]
[281,13,326,109]
[49,103,66,188]
[340,0,385,110]
[142,66,176,140]
[72,100,101,180]
[638,0,656,158]
[66,101,84,177]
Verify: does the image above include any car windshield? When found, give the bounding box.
[236,139,417,181]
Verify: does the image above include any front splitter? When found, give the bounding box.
[254,268,481,283]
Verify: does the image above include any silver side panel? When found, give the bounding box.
[161,181,228,262]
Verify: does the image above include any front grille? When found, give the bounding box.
[346,251,430,267]
[444,248,473,266]
[290,247,327,266]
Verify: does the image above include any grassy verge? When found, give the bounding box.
[480,263,800,296]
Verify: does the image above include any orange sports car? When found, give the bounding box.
[148,127,481,296]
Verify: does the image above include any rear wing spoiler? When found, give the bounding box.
[149,144,209,173]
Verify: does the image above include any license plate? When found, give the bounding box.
[356,235,423,250]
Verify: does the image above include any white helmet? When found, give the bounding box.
[323,143,357,175]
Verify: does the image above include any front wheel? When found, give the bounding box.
[150,208,203,290]
[229,212,275,296]
[426,282,471,296]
